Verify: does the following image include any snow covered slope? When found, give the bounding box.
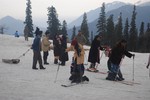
[0,34,150,100]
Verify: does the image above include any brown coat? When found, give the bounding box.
[66,43,85,65]
[41,36,51,52]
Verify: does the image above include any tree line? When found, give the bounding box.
[14,0,150,53]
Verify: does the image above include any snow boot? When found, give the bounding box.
[54,59,58,64]
[106,72,116,81]
[82,76,89,82]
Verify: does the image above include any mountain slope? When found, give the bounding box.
[68,1,128,28]
[67,4,150,40]
[0,16,24,35]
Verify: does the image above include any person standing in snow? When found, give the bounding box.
[31,29,45,70]
[87,35,104,72]
[53,34,61,64]
[24,25,29,41]
[106,39,135,81]
[59,35,69,66]
[75,30,87,45]
[41,31,51,65]
[146,54,150,69]
[66,39,89,83]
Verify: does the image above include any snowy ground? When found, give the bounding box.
[0,34,150,100]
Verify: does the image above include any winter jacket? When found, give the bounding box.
[76,34,87,45]
[32,36,41,52]
[109,45,133,65]
[41,36,51,52]
[53,36,61,56]
[59,36,69,62]
[88,37,103,64]
[66,43,85,65]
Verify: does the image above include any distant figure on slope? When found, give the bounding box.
[15,31,19,37]
[87,35,104,72]
[31,29,45,70]
[24,25,29,41]
[41,31,51,65]
[75,30,87,45]
[146,54,150,69]
[66,39,89,83]
[106,39,135,81]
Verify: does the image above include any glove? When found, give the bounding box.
[146,64,149,69]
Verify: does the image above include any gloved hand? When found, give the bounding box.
[146,64,149,69]
[132,54,135,59]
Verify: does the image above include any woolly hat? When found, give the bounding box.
[71,39,77,46]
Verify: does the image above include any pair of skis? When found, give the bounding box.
[115,80,141,86]
[86,68,107,74]
[61,81,88,87]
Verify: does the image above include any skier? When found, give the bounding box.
[41,31,51,65]
[146,54,150,69]
[87,35,104,72]
[66,39,89,83]
[31,29,45,70]
[106,39,135,81]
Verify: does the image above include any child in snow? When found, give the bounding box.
[66,39,89,83]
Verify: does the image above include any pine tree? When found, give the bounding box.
[106,14,114,47]
[123,18,129,41]
[80,12,90,45]
[115,12,123,42]
[128,5,138,51]
[47,6,60,39]
[71,26,76,41]
[96,2,106,44]
[144,23,150,52]
[61,20,67,36]
[138,22,145,52]
[90,31,94,44]
[24,0,33,37]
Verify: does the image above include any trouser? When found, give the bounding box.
[32,51,43,68]
[43,51,49,63]
[106,63,123,80]
[89,63,96,68]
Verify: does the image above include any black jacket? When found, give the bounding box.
[109,45,132,65]
[88,37,103,64]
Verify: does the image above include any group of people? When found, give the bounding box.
[31,27,150,84]
[31,27,69,69]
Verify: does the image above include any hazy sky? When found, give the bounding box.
[0,0,148,27]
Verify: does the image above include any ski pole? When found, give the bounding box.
[54,62,61,83]
[17,48,31,59]
[132,56,135,82]
[149,68,150,78]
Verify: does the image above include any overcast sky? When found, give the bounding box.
[0,0,148,27]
